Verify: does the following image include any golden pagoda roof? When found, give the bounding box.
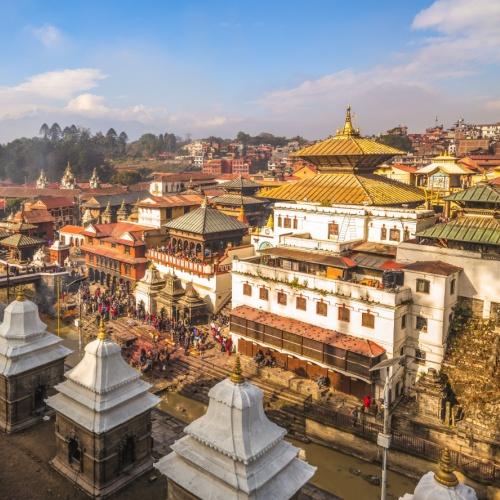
[292,106,404,172]
[258,172,425,206]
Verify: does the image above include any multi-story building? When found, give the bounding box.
[149,172,216,197]
[82,222,163,290]
[136,194,203,228]
[230,108,463,401]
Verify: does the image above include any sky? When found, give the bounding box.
[0,0,499,142]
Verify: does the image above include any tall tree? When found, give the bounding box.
[49,123,62,142]
[39,123,50,139]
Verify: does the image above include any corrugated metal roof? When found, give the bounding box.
[417,216,500,245]
[165,205,248,235]
[258,173,425,206]
[260,246,356,268]
[211,193,268,206]
[444,183,500,204]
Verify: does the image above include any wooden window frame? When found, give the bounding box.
[416,278,430,294]
[259,287,269,301]
[243,283,252,296]
[316,301,327,316]
[296,296,307,311]
[277,291,287,306]
[362,311,375,329]
[338,305,350,322]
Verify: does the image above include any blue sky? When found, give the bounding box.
[0,0,499,142]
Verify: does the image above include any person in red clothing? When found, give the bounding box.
[363,394,371,410]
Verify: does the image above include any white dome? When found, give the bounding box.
[410,472,477,500]
[0,296,47,340]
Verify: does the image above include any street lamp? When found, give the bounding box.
[369,355,406,500]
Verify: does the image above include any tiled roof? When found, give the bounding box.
[258,173,425,206]
[59,225,85,235]
[260,246,357,269]
[34,196,75,209]
[443,183,500,204]
[211,193,268,206]
[417,216,500,246]
[82,191,149,208]
[219,177,261,190]
[416,163,473,175]
[22,209,54,224]
[0,233,45,247]
[137,194,203,208]
[165,204,248,235]
[404,260,462,276]
[231,305,385,358]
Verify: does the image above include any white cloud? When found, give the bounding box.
[31,24,63,48]
[259,0,500,134]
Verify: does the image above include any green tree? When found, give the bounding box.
[39,123,50,139]
[378,134,413,152]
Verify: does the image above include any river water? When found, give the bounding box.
[158,391,417,500]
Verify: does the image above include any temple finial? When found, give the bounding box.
[337,105,359,137]
[16,288,25,302]
[230,354,244,384]
[97,318,107,341]
[434,448,458,487]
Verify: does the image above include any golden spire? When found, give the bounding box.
[337,105,359,137]
[97,318,107,341]
[16,288,25,302]
[266,213,274,229]
[230,354,244,384]
[434,448,458,487]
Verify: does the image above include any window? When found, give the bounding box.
[328,222,339,239]
[277,216,282,227]
[401,314,407,329]
[99,240,104,246]
[403,227,410,240]
[415,348,426,364]
[316,301,327,316]
[450,278,456,295]
[380,225,387,240]
[166,208,173,219]
[296,296,307,311]
[338,305,350,322]
[293,218,298,229]
[124,264,131,275]
[119,436,135,469]
[416,279,430,294]
[400,346,405,356]
[111,243,116,248]
[416,316,428,332]
[389,228,401,241]
[243,283,252,296]
[124,246,130,255]
[88,254,94,263]
[284,217,292,228]
[362,311,375,328]
[259,287,269,301]
[277,291,287,305]
[68,438,82,469]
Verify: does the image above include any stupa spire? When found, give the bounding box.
[230,354,245,384]
[16,288,25,302]
[434,448,458,487]
[97,318,107,341]
[337,105,359,137]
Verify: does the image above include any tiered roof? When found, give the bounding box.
[47,320,159,433]
[155,357,315,498]
[165,198,248,235]
[260,107,425,206]
[0,292,71,377]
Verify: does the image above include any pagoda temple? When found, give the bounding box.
[211,176,269,226]
[36,169,48,189]
[155,357,316,499]
[0,290,71,433]
[260,107,425,207]
[47,319,159,498]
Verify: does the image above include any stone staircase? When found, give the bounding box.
[167,355,309,439]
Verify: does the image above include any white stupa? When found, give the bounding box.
[0,290,71,378]
[47,319,159,433]
[155,356,316,499]
[400,448,477,500]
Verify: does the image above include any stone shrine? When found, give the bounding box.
[154,356,316,499]
[47,319,159,498]
[134,263,166,314]
[0,290,71,433]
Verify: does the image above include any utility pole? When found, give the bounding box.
[56,276,61,337]
[369,355,405,500]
